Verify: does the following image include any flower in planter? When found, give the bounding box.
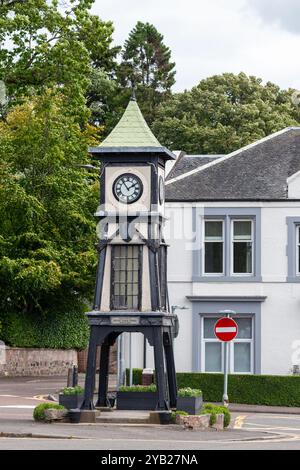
[178,387,202,397]
[59,386,84,410]
[61,386,84,396]
[118,384,157,393]
[116,384,158,410]
[177,388,203,415]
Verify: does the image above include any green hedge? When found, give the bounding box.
[126,369,300,407]
[1,309,89,350]
[125,368,143,385]
[177,373,300,406]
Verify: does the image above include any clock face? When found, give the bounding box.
[113,173,143,204]
[159,176,164,205]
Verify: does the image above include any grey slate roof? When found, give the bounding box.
[166,154,223,180]
[165,128,300,201]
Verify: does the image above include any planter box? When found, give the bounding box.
[59,394,84,410]
[116,391,158,410]
[176,395,203,415]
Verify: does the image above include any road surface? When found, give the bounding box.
[0,376,300,450]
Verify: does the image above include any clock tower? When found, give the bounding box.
[81,95,178,412]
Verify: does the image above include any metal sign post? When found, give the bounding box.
[215,310,238,407]
[223,340,229,406]
[129,332,133,386]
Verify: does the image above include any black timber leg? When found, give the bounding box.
[81,327,98,410]
[164,331,177,408]
[153,328,169,410]
[96,340,110,408]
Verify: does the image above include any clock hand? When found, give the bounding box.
[124,181,132,190]
[121,183,133,196]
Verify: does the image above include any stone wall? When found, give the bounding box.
[77,343,117,374]
[0,347,78,377]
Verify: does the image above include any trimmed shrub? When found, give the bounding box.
[202,403,231,428]
[61,386,84,396]
[126,370,300,407]
[125,368,143,385]
[1,308,89,350]
[118,384,156,393]
[177,373,223,401]
[178,387,202,397]
[33,403,65,421]
[177,373,300,407]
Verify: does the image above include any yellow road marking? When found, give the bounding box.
[0,394,48,402]
[33,395,51,401]
[234,415,247,429]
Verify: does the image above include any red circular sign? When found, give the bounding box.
[214,317,238,342]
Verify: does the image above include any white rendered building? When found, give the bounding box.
[126,128,300,376]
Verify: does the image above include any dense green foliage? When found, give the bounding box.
[89,20,176,130]
[0,0,117,120]
[33,402,65,421]
[177,373,300,406]
[202,403,231,428]
[0,0,114,348]
[125,368,143,385]
[1,304,89,349]
[118,21,175,124]
[118,384,157,393]
[152,72,300,153]
[0,92,98,347]
[127,369,300,406]
[178,387,202,398]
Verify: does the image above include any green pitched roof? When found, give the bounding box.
[99,98,161,148]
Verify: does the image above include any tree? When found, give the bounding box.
[152,73,300,154]
[0,90,99,341]
[86,67,129,130]
[118,21,176,123]
[0,0,117,120]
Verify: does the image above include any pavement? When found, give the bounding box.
[1,376,300,450]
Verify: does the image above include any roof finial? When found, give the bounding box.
[130,79,136,101]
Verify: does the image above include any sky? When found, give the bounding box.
[91,0,300,92]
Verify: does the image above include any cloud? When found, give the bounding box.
[247,0,300,33]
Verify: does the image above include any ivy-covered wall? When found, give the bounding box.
[0,309,89,350]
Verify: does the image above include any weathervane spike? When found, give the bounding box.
[130,79,136,101]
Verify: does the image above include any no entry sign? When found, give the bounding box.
[214,317,238,342]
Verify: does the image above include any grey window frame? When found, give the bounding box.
[231,219,254,276]
[297,226,300,276]
[201,316,254,374]
[286,217,300,282]
[203,219,225,276]
[188,297,265,374]
[193,207,262,282]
